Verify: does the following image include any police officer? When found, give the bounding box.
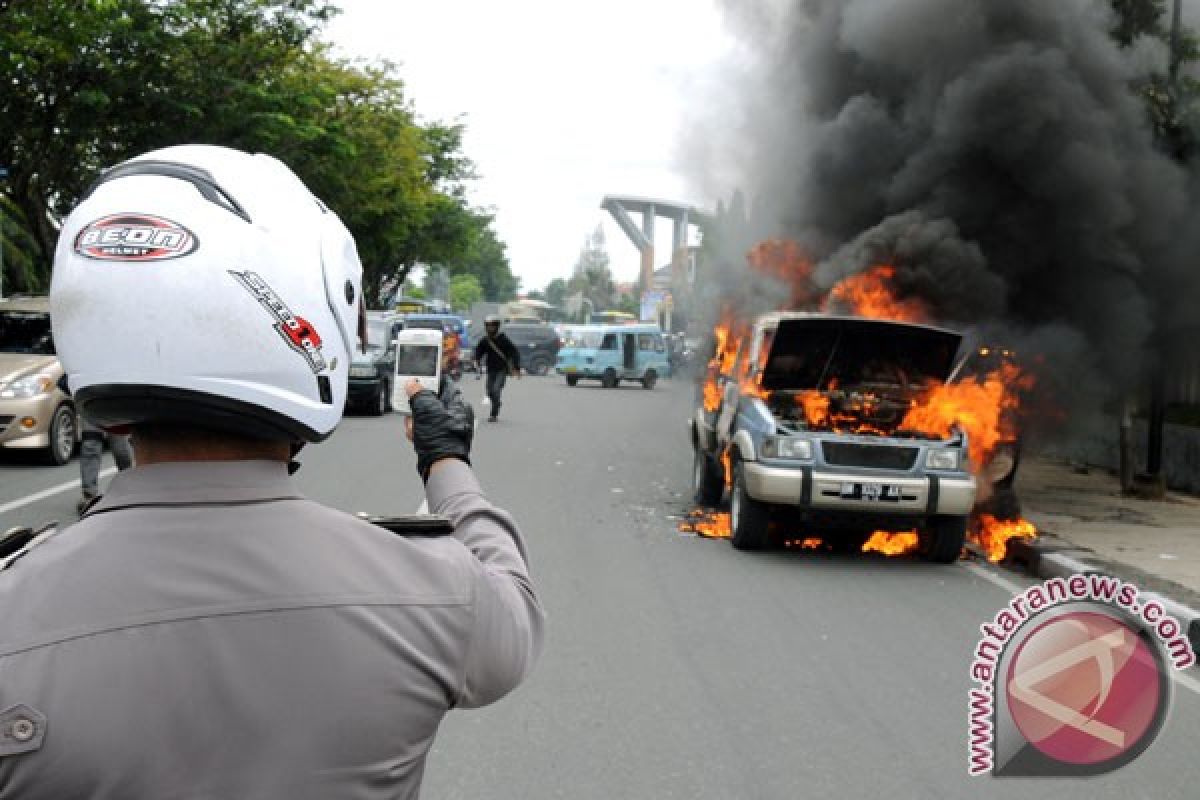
[473,314,520,422]
[0,145,544,799]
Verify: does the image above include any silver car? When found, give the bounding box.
[0,297,78,464]
[690,312,976,561]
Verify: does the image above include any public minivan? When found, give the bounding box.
[555,324,670,389]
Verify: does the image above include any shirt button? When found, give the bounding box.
[10,718,35,742]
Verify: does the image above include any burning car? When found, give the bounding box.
[689,312,977,561]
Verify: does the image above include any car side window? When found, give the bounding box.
[654,335,665,353]
[638,334,655,351]
[601,333,617,350]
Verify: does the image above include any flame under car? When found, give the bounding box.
[689,314,976,561]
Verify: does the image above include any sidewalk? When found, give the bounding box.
[1006,456,1200,650]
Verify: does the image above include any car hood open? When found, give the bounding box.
[760,316,963,391]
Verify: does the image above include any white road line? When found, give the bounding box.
[962,562,1200,697]
[962,560,1030,596]
[0,467,116,516]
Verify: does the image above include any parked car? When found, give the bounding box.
[0,296,78,464]
[503,324,561,376]
[348,311,405,415]
[690,312,976,560]
[555,324,670,388]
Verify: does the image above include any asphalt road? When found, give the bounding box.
[4,374,1200,798]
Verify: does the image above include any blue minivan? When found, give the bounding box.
[555,324,670,389]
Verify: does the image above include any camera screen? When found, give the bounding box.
[395,344,439,377]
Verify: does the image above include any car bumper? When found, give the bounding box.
[347,379,384,400]
[0,397,56,449]
[743,462,976,516]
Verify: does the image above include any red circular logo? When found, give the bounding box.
[1005,611,1163,766]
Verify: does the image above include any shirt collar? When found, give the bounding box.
[84,460,303,515]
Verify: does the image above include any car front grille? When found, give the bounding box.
[0,415,13,434]
[821,441,919,470]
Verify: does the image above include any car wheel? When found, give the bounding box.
[566,375,579,387]
[369,385,387,417]
[383,380,394,413]
[601,368,618,389]
[641,369,657,390]
[980,486,1021,520]
[692,449,724,506]
[922,515,967,563]
[730,461,771,551]
[529,356,550,376]
[43,404,77,466]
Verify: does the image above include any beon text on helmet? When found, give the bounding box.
[51,144,364,443]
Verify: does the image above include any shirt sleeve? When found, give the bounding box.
[424,460,544,708]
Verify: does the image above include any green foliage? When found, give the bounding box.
[544,278,568,308]
[454,217,518,302]
[449,274,484,310]
[1110,0,1166,46]
[0,0,512,303]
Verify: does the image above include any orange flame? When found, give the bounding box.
[861,530,920,556]
[901,364,1033,469]
[972,514,1037,563]
[747,239,818,307]
[679,510,731,539]
[825,266,929,322]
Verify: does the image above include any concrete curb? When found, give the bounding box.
[1003,538,1200,660]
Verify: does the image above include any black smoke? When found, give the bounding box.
[690,0,1200,439]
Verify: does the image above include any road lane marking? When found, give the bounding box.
[962,561,1200,697]
[0,467,117,516]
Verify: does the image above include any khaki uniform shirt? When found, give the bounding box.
[0,459,543,799]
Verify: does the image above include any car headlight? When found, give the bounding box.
[926,449,960,470]
[761,436,813,460]
[349,365,378,378]
[0,373,56,399]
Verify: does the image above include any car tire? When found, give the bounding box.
[528,356,550,376]
[922,515,967,563]
[369,384,387,417]
[43,404,77,466]
[641,369,657,390]
[383,380,394,413]
[601,368,618,389]
[566,375,579,387]
[693,449,725,506]
[730,461,771,551]
[981,486,1021,520]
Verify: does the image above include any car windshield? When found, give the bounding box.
[0,311,55,355]
[405,319,444,331]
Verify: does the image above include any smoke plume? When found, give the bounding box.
[688,0,1200,437]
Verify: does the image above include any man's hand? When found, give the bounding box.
[405,378,474,481]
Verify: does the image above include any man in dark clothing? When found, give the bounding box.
[473,315,520,422]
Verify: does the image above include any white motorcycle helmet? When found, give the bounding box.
[51,144,364,442]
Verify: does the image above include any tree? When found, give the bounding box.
[455,217,518,301]
[449,274,483,311]
[567,225,615,310]
[544,278,568,308]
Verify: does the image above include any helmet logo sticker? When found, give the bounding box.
[74,213,198,261]
[229,270,328,374]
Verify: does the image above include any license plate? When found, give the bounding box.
[840,482,901,502]
[564,366,577,373]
